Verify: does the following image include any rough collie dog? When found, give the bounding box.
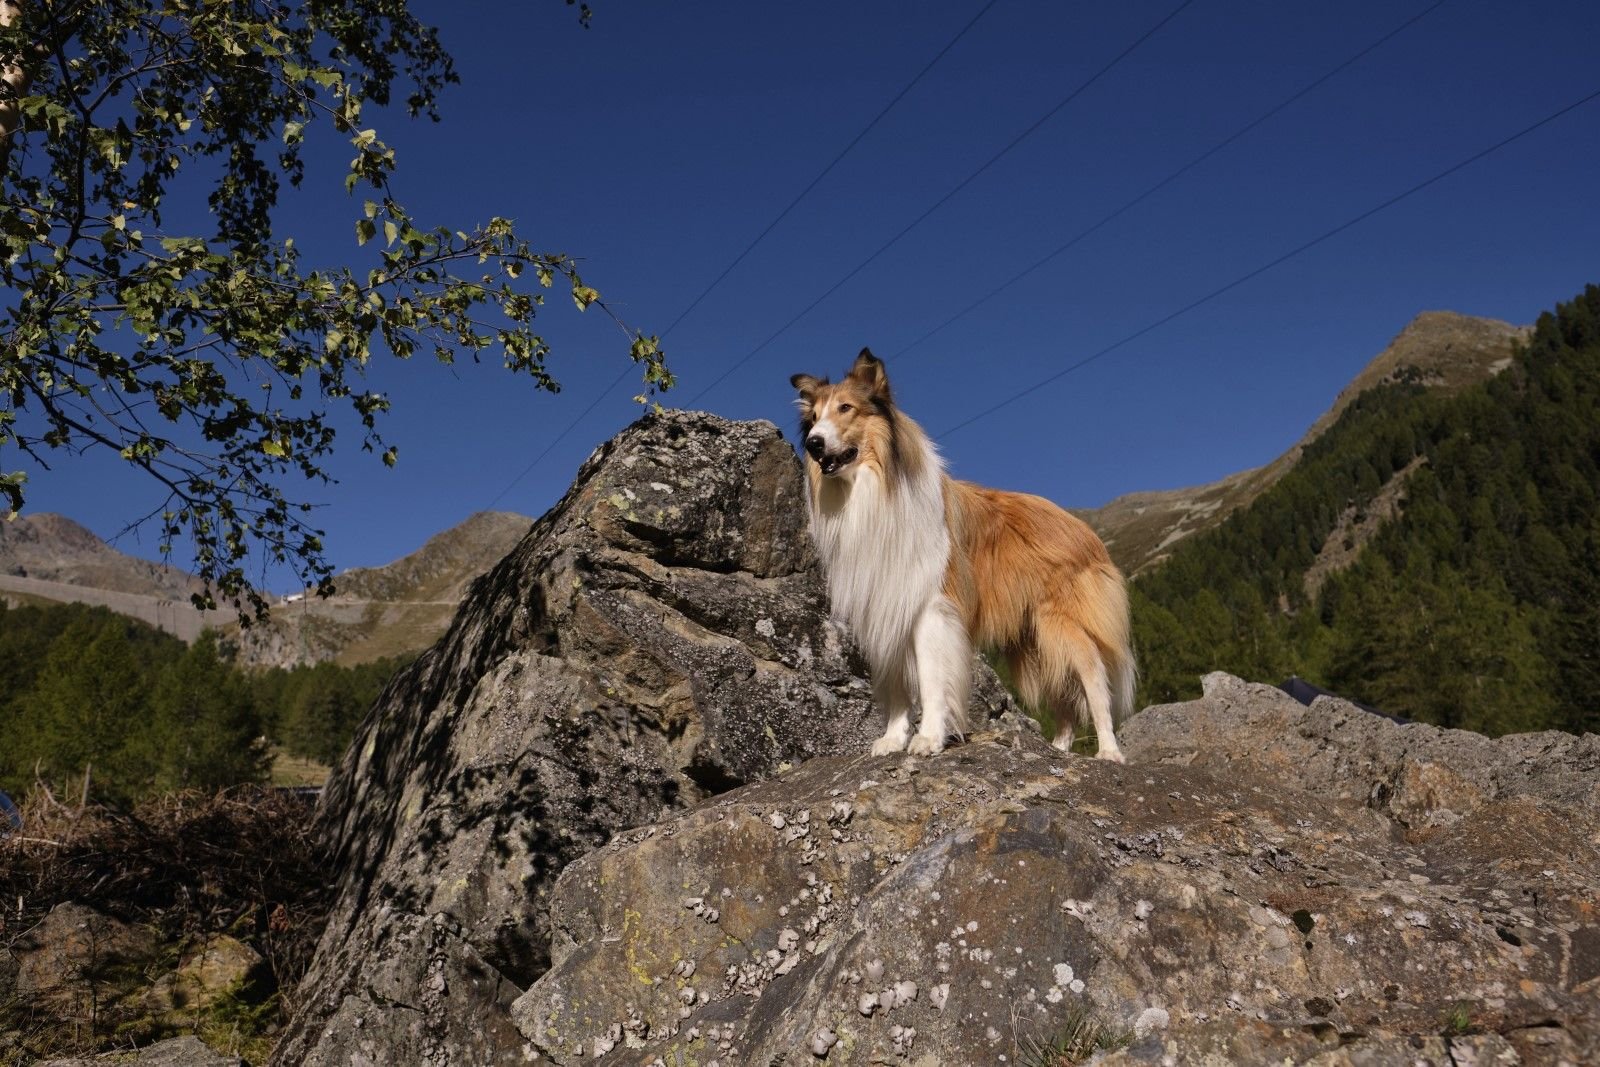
[790,349,1134,760]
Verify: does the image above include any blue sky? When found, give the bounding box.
[22,0,1600,588]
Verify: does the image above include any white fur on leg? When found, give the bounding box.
[870,669,914,756]
[1077,650,1126,763]
[872,712,911,756]
[1051,720,1075,753]
[908,596,970,757]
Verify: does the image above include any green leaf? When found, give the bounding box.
[383,220,398,247]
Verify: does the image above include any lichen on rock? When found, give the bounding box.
[271,412,1019,1065]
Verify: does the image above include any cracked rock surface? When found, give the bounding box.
[270,412,1019,1066]
[277,409,1597,1066]
[515,676,1599,1066]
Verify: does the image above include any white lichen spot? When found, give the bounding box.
[894,979,918,1004]
[1053,963,1074,987]
[864,959,884,983]
[929,983,949,1011]
[1135,899,1155,921]
[858,991,880,1016]
[810,1027,838,1057]
[1134,1006,1170,1037]
[592,1023,621,1058]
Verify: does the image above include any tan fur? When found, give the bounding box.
[944,482,1133,730]
[792,350,1135,757]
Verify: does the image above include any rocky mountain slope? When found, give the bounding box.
[1084,311,1530,574]
[0,509,530,665]
[0,513,211,639]
[228,510,530,668]
[274,411,1598,1067]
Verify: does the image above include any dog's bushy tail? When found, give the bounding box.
[1084,561,1137,723]
[1110,645,1138,723]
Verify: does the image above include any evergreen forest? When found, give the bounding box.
[1132,284,1600,737]
[0,601,409,803]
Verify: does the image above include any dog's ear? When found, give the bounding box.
[847,348,892,406]
[790,373,823,401]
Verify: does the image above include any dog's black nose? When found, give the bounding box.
[805,434,826,459]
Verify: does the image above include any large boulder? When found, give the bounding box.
[272,412,1019,1065]
[513,675,1599,1065]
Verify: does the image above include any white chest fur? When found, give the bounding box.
[809,464,950,672]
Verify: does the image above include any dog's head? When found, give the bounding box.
[789,348,894,478]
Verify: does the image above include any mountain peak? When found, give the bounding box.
[1085,310,1529,575]
[1301,310,1529,444]
[0,512,205,599]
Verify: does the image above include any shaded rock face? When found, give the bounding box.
[515,676,1599,1065]
[272,412,1018,1065]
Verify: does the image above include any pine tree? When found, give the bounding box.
[138,632,269,792]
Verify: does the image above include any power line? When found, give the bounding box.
[935,85,1600,441]
[684,0,1199,408]
[892,0,1448,361]
[483,0,1004,511]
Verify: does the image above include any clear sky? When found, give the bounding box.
[21,0,1600,589]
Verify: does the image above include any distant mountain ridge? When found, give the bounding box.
[1082,311,1530,574]
[0,510,531,666]
[0,513,208,600]
[229,511,532,668]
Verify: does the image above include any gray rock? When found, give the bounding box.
[271,412,1019,1066]
[513,676,1600,1065]
[1125,671,1600,828]
[10,902,161,1028]
[39,1035,242,1066]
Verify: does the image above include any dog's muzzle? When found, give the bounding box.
[806,434,858,476]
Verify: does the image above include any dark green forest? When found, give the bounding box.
[1133,284,1600,737]
[0,601,409,803]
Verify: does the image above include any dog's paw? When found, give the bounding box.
[907,734,946,757]
[870,734,908,757]
[1095,748,1126,764]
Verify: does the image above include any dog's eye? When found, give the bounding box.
[837,403,853,414]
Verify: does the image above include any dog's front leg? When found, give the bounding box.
[870,667,914,756]
[908,596,970,756]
